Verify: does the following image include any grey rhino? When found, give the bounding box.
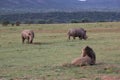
[21,30,34,44]
[67,28,87,40]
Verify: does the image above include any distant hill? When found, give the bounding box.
[0,12,120,23]
[0,0,120,14]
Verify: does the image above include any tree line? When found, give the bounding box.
[0,11,120,25]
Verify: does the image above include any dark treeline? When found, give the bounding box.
[0,11,120,24]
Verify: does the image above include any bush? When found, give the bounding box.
[2,21,10,26]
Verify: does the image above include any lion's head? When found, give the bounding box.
[81,46,96,65]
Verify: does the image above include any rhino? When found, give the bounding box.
[67,28,87,40]
[21,30,34,44]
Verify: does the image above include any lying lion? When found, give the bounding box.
[63,46,96,67]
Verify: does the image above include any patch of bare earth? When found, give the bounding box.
[34,30,67,33]
[87,28,120,33]
[71,78,89,80]
[100,75,120,80]
[38,27,119,34]
[35,28,120,33]
[0,27,120,33]
[104,47,120,51]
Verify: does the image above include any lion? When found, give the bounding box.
[71,46,96,66]
[62,46,96,67]
[80,46,96,65]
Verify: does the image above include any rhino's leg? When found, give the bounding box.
[28,36,33,44]
[79,36,82,40]
[30,40,33,43]
[22,37,25,44]
[73,36,76,39]
[68,35,71,40]
[29,38,33,44]
[27,37,30,44]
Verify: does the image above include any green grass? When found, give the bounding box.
[0,22,120,80]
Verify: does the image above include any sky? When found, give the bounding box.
[78,0,87,2]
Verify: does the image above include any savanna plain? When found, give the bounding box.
[0,22,120,80]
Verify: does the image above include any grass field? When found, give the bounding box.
[0,22,120,80]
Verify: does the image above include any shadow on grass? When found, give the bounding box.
[95,62,106,65]
[33,42,53,45]
[32,40,68,45]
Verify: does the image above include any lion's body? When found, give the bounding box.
[70,46,96,67]
[71,55,92,66]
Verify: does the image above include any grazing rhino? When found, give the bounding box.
[67,28,87,40]
[21,30,34,44]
